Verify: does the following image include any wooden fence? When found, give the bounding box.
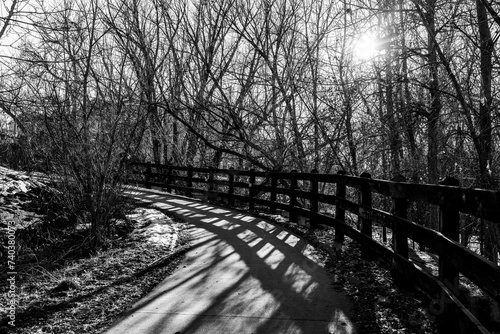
[127,162,500,334]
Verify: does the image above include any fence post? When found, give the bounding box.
[335,170,347,244]
[228,167,235,206]
[290,170,298,225]
[310,169,319,229]
[166,166,173,193]
[392,174,408,257]
[270,170,278,214]
[145,164,152,189]
[438,176,460,291]
[249,168,256,211]
[207,167,216,201]
[186,166,193,197]
[392,174,409,286]
[360,172,373,260]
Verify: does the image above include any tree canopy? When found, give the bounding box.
[0,0,499,252]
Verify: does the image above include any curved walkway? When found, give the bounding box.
[105,187,357,334]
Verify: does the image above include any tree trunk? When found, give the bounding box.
[149,103,162,164]
[423,0,442,232]
[475,0,498,263]
[475,0,494,187]
[340,5,358,174]
[425,0,441,186]
[399,5,418,181]
[385,46,401,176]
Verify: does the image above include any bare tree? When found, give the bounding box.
[10,0,150,248]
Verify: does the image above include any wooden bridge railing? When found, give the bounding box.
[127,162,500,334]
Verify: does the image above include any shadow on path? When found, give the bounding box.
[104,187,357,334]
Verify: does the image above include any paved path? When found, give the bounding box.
[105,187,356,334]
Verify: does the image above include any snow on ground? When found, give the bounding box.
[0,166,46,196]
[126,207,181,250]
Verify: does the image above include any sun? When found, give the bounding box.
[352,30,394,62]
[353,33,380,61]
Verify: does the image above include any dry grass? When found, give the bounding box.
[0,211,190,334]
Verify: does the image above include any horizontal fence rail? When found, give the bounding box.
[126,162,500,334]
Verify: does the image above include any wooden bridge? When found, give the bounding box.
[127,162,500,334]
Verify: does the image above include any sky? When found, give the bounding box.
[0,0,45,58]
